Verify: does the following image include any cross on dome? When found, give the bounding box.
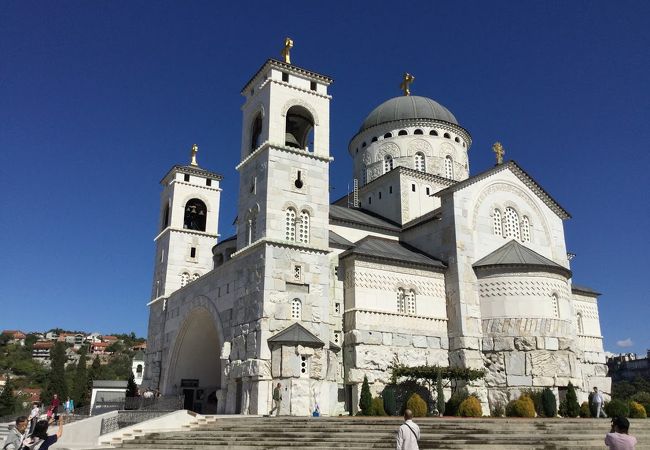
[400,73,415,96]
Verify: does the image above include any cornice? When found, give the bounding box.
[169,180,223,193]
[154,227,218,242]
[230,237,330,260]
[236,142,332,171]
[160,165,223,184]
[241,58,333,94]
[340,252,446,273]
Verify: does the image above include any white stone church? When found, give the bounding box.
[143,47,610,416]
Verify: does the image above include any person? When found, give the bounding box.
[605,416,637,449]
[21,417,63,450]
[269,383,282,416]
[396,408,420,450]
[50,394,60,416]
[2,416,28,450]
[592,386,607,418]
[27,402,40,434]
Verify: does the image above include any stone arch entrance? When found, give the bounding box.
[166,304,223,414]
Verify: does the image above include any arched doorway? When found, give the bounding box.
[167,308,222,413]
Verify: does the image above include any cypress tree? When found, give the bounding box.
[436,371,445,416]
[72,345,89,406]
[565,382,580,418]
[42,342,68,405]
[126,372,138,397]
[0,376,16,416]
[359,375,372,415]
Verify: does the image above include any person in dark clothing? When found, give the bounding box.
[21,417,63,450]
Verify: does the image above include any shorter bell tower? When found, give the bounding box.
[150,144,223,300]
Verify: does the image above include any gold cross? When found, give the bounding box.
[190,144,199,166]
[400,73,415,96]
[281,37,294,64]
[492,142,505,165]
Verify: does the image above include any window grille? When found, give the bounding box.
[493,209,503,237]
[414,152,425,172]
[445,155,453,179]
[285,208,296,241]
[180,272,190,287]
[396,288,405,313]
[384,155,394,173]
[521,216,530,243]
[504,207,521,240]
[406,290,416,315]
[551,294,559,318]
[291,299,302,320]
[299,211,309,243]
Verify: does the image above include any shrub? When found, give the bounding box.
[459,395,483,417]
[490,400,505,417]
[565,382,580,418]
[506,396,535,418]
[541,388,557,417]
[631,391,650,416]
[445,391,468,416]
[383,388,397,416]
[359,375,372,416]
[371,396,387,416]
[558,399,568,417]
[629,401,647,419]
[604,399,629,418]
[521,388,544,417]
[406,393,427,417]
[580,401,591,418]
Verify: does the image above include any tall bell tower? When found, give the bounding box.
[225,41,337,415]
[150,145,222,300]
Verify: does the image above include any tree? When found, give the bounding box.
[87,355,102,396]
[541,387,557,417]
[565,382,580,418]
[359,375,372,415]
[72,345,89,406]
[126,372,138,397]
[42,342,68,405]
[0,376,16,416]
[436,372,445,416]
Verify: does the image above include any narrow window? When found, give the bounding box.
[371,137,378,142]
[576,312,584,334]
[414,129,423,135]
[298,210,310,244]
[521,216,531,243]
[334,303,341,314]
[406,290,416,315]
[285,208,297,241]
[414,152,425,172]
[384,155,394,173]
[411,184,416,192]
[378,191,382,199]
[310,81,317,91]
[333,332,341,345]
[384,132,392,139]
[389,186,393,194]
[294,170,303,189]
[180,272,190,287]
[206,178,212,186]
[282,72,289,82]
[247,214,257,245]
[362,142,366,148]
[430,130,438,136]
[504,207,521,240]
[445,155,454,179]
[184,174,190,182]
[426,187,430,195]
[551,294,559,318]
[444,133,451,139]
[300,355,308,376]
[250,114,263,151]
[192,273,200,281]
[398,130,407,136]
[160,249,165,263]
[190,247,196,258]
[291,299,302,320]
[293,265,302,281]
[396,288,405,313]
[455,137,460,143]
[493,209,503,237]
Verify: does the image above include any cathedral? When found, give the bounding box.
[143,42,610,416]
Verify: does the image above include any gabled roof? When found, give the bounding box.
[329,231,354,249]
[572,284,602,297]
[330,205,401,232]
[267,323,324,347]
[473,240,571,277]
[340,236,445,270]
[434,160,571,220]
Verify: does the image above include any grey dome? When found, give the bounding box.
[360,95,458,132]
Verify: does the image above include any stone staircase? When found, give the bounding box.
[113,416,649,450]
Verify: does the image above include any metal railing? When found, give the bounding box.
[99,395,183,435]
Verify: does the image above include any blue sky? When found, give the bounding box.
[1,1,648,354]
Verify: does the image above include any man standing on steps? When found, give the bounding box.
[269,383,282,416]
[592,386,607,418]
[396,409,420,450]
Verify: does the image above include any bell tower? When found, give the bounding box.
[150,145,222,300]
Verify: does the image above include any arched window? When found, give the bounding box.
[180,272,190,287]
[246,213,257,245]
[136,364,143,374]
[414,152,425,172]
[396,288,405,313]
[161,203,170,231]
[361,142,366,148]
[250,114,263,152]
[384,132,392,139]
[504,207,521,240]
[285,105,314,150]
[430,130,438,136]
[444,132,451,139]
[192,273,200,281]
[285,208,296,241]
[521,216,531,243]
[576,312,584,334]
[184,199,207,231]
[493,209,503,237]
[298,210,310,244]
[384,155,394,173]
[406,290,416,315]
[445,155,454,179]
[414,129,423,135]
[291,299,302,320]
[455,137,460,143]
[371,137,378,142]
[551,294,559,318]
[398,130,408,136]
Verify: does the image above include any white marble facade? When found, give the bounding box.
[143,55,609,416]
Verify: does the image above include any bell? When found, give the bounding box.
[285,132,301,148]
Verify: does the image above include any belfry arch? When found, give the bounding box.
[166,304,224,413]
